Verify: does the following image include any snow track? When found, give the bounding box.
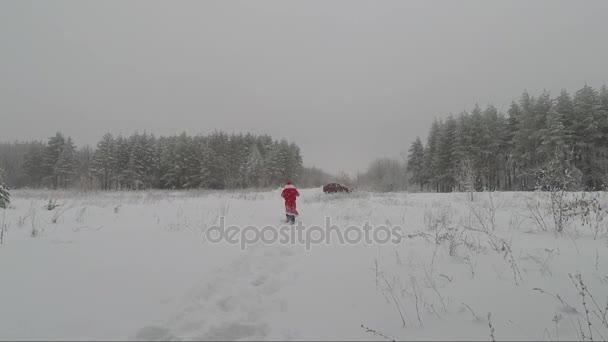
[136,242,303,341]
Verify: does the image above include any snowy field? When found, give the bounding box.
[1,188,608,341]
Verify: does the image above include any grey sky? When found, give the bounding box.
[1,0,607,175]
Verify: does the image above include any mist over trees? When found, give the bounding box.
[355,158,409,192]
[407,84,608,192]
[299,166,335,188]
[0,131,304,190]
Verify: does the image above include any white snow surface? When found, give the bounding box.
[1,188,607,341]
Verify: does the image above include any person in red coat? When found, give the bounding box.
[281,181,300,224]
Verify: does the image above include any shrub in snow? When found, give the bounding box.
[535,151,583,233]
[30,209,41,238]
[455,158,478,201]
[45,199,59,210]
[424,201,453,245]
[563,192,608,239]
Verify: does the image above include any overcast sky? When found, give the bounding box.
[1,1,607,175]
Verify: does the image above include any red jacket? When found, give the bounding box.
[281,184,300,216]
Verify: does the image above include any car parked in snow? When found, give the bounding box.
[322,183,352,193]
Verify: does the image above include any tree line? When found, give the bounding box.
[406,84,608,192]
[0,131,304,190]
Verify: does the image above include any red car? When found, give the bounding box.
[323,183,351,193]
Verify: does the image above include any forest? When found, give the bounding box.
[0,131,304,190]
[2,84,607,192]
[407,84,608,192]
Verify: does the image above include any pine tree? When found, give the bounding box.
[0,168,8,245]
[159,136,178,189]
[56,137,79,188]
[173,132,200,189]
[225,134,248,189]
[0,168,6,185]
[0,184,8,211]
[200,131,229,189]
[572,84,602,188]
[114,135,131,190]
[495,111,511,190]
[468,105,486,189]
[506,101,524,189]
[244,144,264,187]
[124,133,148,189]
[91,133,115,190]
[539,109,568,159]
[141,133,159,189]
[263,140,295,186]
[406,137,425,190]
[511,92,541,190]
[42,132,66,189]
[423,119,441,191]
[481,105,508,190]
[22,145,45,187]
[435,115,458,192]
[286,142,303,183]
[0,168,9,210]
[598,85,608,141]
[556,89,575,131]
[264,142,282,186]
[77,145,94,190]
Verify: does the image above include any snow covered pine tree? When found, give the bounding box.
[0,168,8,210]
[281,182,299,224]
[0,169,10,245]
[0,184,9,210]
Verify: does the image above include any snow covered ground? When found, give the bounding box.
[1,188,607,341]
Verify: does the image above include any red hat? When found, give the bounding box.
[286,181,292,185]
